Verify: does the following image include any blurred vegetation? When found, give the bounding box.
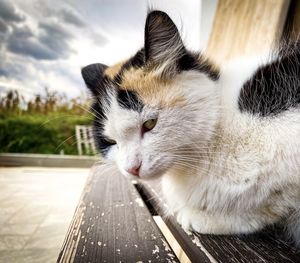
[0,88,93,155]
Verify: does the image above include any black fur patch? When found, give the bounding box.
[114,48,219,84]
[117,89,144,112]
[127,48,145,68]
[238,45,300,117]
[113,11,219,84]
[91,89,143,156]
[144,11,185,63]
[179,52,220,80]
[91,99,114,157]
[144,10,219,80]
[114,49,145,84]
[81,63,108,96]
[91,102,106,156]
[86,56,145,155]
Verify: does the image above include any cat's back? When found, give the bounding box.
[218,41,300,148]
[216,42,300,187]
[219,41,300,118]
[238,40,300,117]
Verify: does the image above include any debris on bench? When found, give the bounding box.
[58,165,300,262]
[57,165,179,262]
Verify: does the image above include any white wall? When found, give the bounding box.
[149,0,218,51]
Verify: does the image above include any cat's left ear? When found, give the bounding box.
[144,11,185,72]
[81,63,108,96]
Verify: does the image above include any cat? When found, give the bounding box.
[81,10,300,246]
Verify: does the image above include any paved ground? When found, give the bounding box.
[0,167,89,263]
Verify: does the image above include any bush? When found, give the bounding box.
[0,89,93,155]
[0,114,92,155]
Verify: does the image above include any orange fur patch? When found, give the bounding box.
[104,61,125,80]
[103,57,187,108]
[120,66,186,108]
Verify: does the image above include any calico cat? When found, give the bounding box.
[81,11,300,246]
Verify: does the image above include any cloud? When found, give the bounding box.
[59,8,85,27]
[6,22,74,61]
[0,65,31,85]
[0,56,84,99]
[0,68,8,77]
[0,51,34,81]
[0,1,78,61]
[0,18,8,33]
[0,0,146,101]
[8,36,59,60]
[0,1,109,62]
[38,21,74,58]
[0,0,24,23]
[11,24,33,38]
[39,21,73,42]
[92,32,108,46]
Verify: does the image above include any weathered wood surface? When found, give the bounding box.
[139,182,300,263]
[57,165,179,263]
[206,0,290,62]
[286,0,300,39]
[58,165,300,263]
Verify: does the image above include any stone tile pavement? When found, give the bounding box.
[0,167,89,263]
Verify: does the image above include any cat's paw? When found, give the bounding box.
[176,208,193,232]
[176,208,253,234]
[175,208,215,234]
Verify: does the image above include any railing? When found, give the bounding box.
[75,125,97,156]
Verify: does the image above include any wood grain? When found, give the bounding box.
[286,0,300,39]
[57,165,180,262]
[205,0,291,62]
[58,165,300,263]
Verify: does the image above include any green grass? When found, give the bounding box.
[0,113,92,155]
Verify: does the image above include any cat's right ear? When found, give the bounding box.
[144,11,185,67]
[81,63,108,96]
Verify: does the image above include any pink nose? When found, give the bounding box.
[126,163,141,176]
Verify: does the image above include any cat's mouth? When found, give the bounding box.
[122,171,162,181]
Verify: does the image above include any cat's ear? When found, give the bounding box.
[144,11,185,69]
[81,63,108,96]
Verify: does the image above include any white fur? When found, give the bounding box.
[102,55,300,245]
[161,56,300,241]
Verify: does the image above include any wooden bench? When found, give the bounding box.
[57,165,300,262]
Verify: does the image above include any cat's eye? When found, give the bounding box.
[142,118,157,132]
[104,137,117,145]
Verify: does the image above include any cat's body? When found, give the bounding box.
[82,11,300,246]
[163,57,300,237]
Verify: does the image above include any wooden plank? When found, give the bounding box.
[136,183,216,263]
[191,230,300,263]
[285,0,300,39]
[139,181,300,263]
[57,165,180,263]
[205,0,290,62]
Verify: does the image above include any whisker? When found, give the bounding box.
[56,134,76,152]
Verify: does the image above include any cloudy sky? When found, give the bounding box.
[0,0,215,100]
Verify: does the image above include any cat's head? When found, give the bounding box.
[82,11,220,179]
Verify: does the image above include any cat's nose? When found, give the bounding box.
[126,162,141,176]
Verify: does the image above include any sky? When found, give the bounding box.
[0,0,215,101]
